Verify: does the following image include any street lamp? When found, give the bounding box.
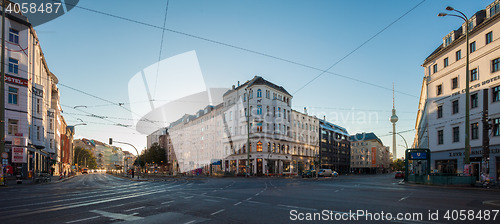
[245,87,251,176]
[390,132,408,151]
[439,6,471,165]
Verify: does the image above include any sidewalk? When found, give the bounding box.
[0,174,76,188]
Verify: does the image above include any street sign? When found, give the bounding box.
[410,152,427,160]
[1,152,8,159]
[2,159,8,165]
[12,147,27,163]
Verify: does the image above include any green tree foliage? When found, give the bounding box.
[391,159,405,171]
[74,146,98,169]
[134,143,166,167]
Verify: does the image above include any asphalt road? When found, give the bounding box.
[0,173,499,224]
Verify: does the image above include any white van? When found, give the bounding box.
[318,169,333,177]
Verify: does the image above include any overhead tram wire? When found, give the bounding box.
[292,0,427,95]
[53,0,418,98]
[153,0,170,100]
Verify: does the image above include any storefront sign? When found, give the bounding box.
[451,74,500,97]
[449,148,500,157]
[371,147,376,165]
[5,74,28,87]
[12,147,27,163]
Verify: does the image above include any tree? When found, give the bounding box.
[74,146,98,169]
[134,143,166,166]
[391,159,405,171]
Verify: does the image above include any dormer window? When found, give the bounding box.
[444,35,452,47]
[489,2,500,18]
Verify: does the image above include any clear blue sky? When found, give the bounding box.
[34,0,492,156]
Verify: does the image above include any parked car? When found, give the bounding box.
[301,170,316,178]
[318,169,333,177]
[395,171,405,179]
[332,171,339,177]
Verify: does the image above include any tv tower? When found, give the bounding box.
[390,83,398,160]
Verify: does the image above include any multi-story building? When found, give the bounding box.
[148,76,349,176]
[290,109,319,174]
[319,120,351,174]
[2,1,67,177]
[169,104,224,174]
[351,133,391,174]
[414,1,500,180]
[222,76,294,175]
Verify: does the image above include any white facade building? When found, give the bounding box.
[415,1,500,181]
[2,2,67,177]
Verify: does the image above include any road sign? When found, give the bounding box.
[1,152,8,159]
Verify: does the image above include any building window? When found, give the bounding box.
[444,58,449,67]
[437,130,444,145]
[456,50,461,61]
[249,90,253,99]
[491,3,500,17]
[493,58,500,73]
[265,90,270,99]
[437,85,443,96]
[266,106,269,116]
[452,77,458,89]
[8,58,19,74]
[470,41,476,53]
[9,28,19,44]
[494,86,500,102]
[445,36,452,47]
[8,119,18,135]
[486,31,493,44]
[471,123,479,140]
[433,64,438,73]
[452,100,459,114]
[36,99,41,114]
[471,93,478,109]
[257,89,262,98]
[8,87,18,105]
[494,118,500,136]
[452,127,460,142]
[437,105,443,118]
[257,105,262,115]
[50,118,54,131]
[470,68,478,81]
[257,141,262,152]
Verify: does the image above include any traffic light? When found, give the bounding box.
[109,138,113,145]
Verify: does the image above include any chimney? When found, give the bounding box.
[323,115,326,121]
[232,85,235,90]
[304,107,307,115]
[238,81,240,87]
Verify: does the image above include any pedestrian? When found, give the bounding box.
[131,169,135,178]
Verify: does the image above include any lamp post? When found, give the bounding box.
[439,6,471,166]
[110,139,141,179]
[390,132,408,151]
[245,87,251,176]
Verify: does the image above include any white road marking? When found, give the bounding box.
[210,209,225,216]
[161,200,174,205]
[278,204,317,211]
[184,220,196,224]
[124,206,145,212]
[334,190,339,192]
[204,199,220,203]
[65,216,100,223]
[91,210,143,221]
[184,196,194,199]
[234,202,242,206]
[246,197,253,201]
[399,192,414,202]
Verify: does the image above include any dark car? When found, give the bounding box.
[395,171,405,179]
[302,170,316,178]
